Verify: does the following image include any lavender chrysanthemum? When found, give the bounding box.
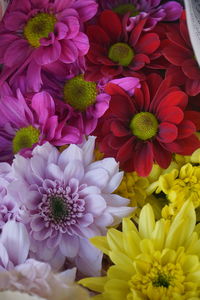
[98,0,183,31]
[11,137,133,275]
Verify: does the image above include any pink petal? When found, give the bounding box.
[34,41,61,65]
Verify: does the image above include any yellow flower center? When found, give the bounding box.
[130,112,159,140]
[108,42,134,67]
[24,13,56,48]
[12,126,40,153]
[129,260,185,298]
[63,75,97,111]
[113,4,139,16]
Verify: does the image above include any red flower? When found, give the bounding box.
[162,11,200,96]
[85,10,163,81]
[94,73,200,177]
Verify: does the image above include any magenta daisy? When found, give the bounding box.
[0,0,97,90]
[10,137,133,275]
[0,82,81,163]
[98,0,183,31]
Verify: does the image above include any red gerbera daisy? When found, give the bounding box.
[162,11,200,96]
[94,73,200,177]
[85,10,163,81]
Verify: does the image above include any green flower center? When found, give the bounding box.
[24,13,56,48]
[153,273,171,288]
[12,125,40,154]
[130,112,158,140]
[63,75,97,111]
[113,4,139,16]
[50,196,68,222]
[108,42,134,67]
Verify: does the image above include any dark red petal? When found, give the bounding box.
[136,33,160,55]
[186,78,200,96]
[130,54,150,70]
[156,91,188,114]
[108,94,135,119]
[134,141,154,177]
[163,134,200,155]
[166,65,187,86]
[87,25,110,45]
[146,73,163,100]
[157,106,184,124]
[177,120,196,139]
[132,81,150,111]
[116,136,136,165]
[184,111,200,131]
[157,122,178,143]
[152,140,172,169]
[111,120,130,137]
[101,65,122,77]
[99,10,122,41]
[162,44,191,66]
[129,18,147,47]
[182,59,200,80]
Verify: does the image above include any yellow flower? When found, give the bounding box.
[157,163,200,220]
[79,201,200,300]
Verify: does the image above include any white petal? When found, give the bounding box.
[103,171,124,193]
[58,144,83,169]
[59,234,79,258]
[85,194,106,216]
[1,221,30,265]
[64,160,84,183]
[46,163,64,181]
[81,136,96,166]
[83,168,109,190]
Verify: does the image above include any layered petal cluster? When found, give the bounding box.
[98,0,183,31]
[162,11,200,96]
[0,82,81,162]
[0,221,89,299]
[94,73,200,176]
[0,0,97,90]
[10,137,133,275]
[85,10,165,81]
[80,201,200,299]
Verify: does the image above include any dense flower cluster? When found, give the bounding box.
[1,1,200,299]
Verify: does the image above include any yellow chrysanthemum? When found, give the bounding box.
[79,201,200,300]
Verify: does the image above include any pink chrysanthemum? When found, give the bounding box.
[98,0,183,31]
[0,0,97,90]
[0,82,81,163]
[10,137,133,275]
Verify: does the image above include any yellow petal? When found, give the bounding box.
[90,236,110,255]
[139,204,155,239]
[79,277,107,293]
[107,229,124,252]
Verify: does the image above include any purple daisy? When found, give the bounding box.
[98,0,183,31]
[0,0,97,90]
[10,137,133,275]
[0,82,81,163]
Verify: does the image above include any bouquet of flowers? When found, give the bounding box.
[1,0,200,299]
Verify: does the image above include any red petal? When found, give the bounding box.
[99,10,122,42]
[163,134,200,155]
[157,122,178,143]
[182,59,200,80]
[116,136,136,165]
[134,141,154,177]
[166,65,187,86]
[156,91,188,113]
[136,33,160,55]
[177,120,196,139]
[162,44,191,66]
[108,94,135,119]
[129,18,146,47]
[186,78,200,96]
[111,120,130,137]
[152,140,172,169]
[87,25,110,45]
[184,111,200,131]
[157,106,184,124]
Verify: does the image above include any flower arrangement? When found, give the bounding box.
[1,0,200,299]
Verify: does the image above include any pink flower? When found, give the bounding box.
[0,82,81,163]
[0,0,97,90]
